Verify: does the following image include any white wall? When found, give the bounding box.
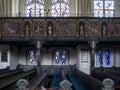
[18,47,77,65]
[10,46,19,70]
[76,45,90,74]
[114,47,120,67]
[42,47,77,65]
[0,44,10,69]
[19,47,28,65]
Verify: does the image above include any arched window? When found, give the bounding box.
[51,0,70,17]
[98,49,111,67]
[54,49,68,65]
[26,50,37,65]
[26,0,44,17]
[94,0,115,17]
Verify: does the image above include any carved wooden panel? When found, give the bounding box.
[86,22,101,37]
[108,22,120,37]
[24,21,32,37]
[2,22,21,37]
[33,21,46,36]
[55,21,76,36]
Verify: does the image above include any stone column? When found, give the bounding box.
[36,41,42,75]
[89,40,98,75]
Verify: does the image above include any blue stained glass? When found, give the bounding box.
[106,50,110,65]
[29,51,35,63]
[98,50,103,66]
[55,51,60,64]
[61,51,66,64]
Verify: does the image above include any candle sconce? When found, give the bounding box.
[44,9,50,16]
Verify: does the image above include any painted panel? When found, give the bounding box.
[56,22,76,36]
[2,22,21,37]
[109,22,120,37]
[86,22,101,37]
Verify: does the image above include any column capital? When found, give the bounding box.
[36,40,45,49]
[88,40,99,49]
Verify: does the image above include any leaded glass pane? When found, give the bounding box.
[105,1,114,9]
[64,0,69,3]
[105,10,114,17]
[52,0,57,3]
[29,51,35,63]
[52,3,60,16]
[26,9,34,17]
[106,50,110,65]
[36,3,44,17]
[26,3,35,9]
[51,0,70,17]
[94,9,103,17]
[98,50,103,66]
[55,50,60,64]
[94,1,103,9]
[61,3,69,16]
[61,51,66,64]
[94,0,114,17]
[39,0,44,4]
[26,0,32,4]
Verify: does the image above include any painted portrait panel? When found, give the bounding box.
[109,23,120,37]
[2,22,21,37]
[56,22,76,36]
[86,22,100,37]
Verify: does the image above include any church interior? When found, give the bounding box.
[0,0,120,90]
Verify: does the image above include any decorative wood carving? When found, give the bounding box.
[33,21,46,36]
[86,21,101,37]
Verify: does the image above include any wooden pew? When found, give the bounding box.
[92,68,120,85]
[29,72,48,88]
[0,68,22,79]
[0,68,10,74]
[0,68,36,89]
[76,69,102,90]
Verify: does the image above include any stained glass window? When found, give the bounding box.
[29,51,35,63]
[98,50,103,66]
[54,49,67,65]
[106,50,111,65]
[98,49,111,66]
[26,0,44,17]
[94,0,114,17]
[55,50,60,64]
[51,0,70,17]
[61,51,67,64]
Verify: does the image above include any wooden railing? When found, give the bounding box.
[0,17,120,40]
